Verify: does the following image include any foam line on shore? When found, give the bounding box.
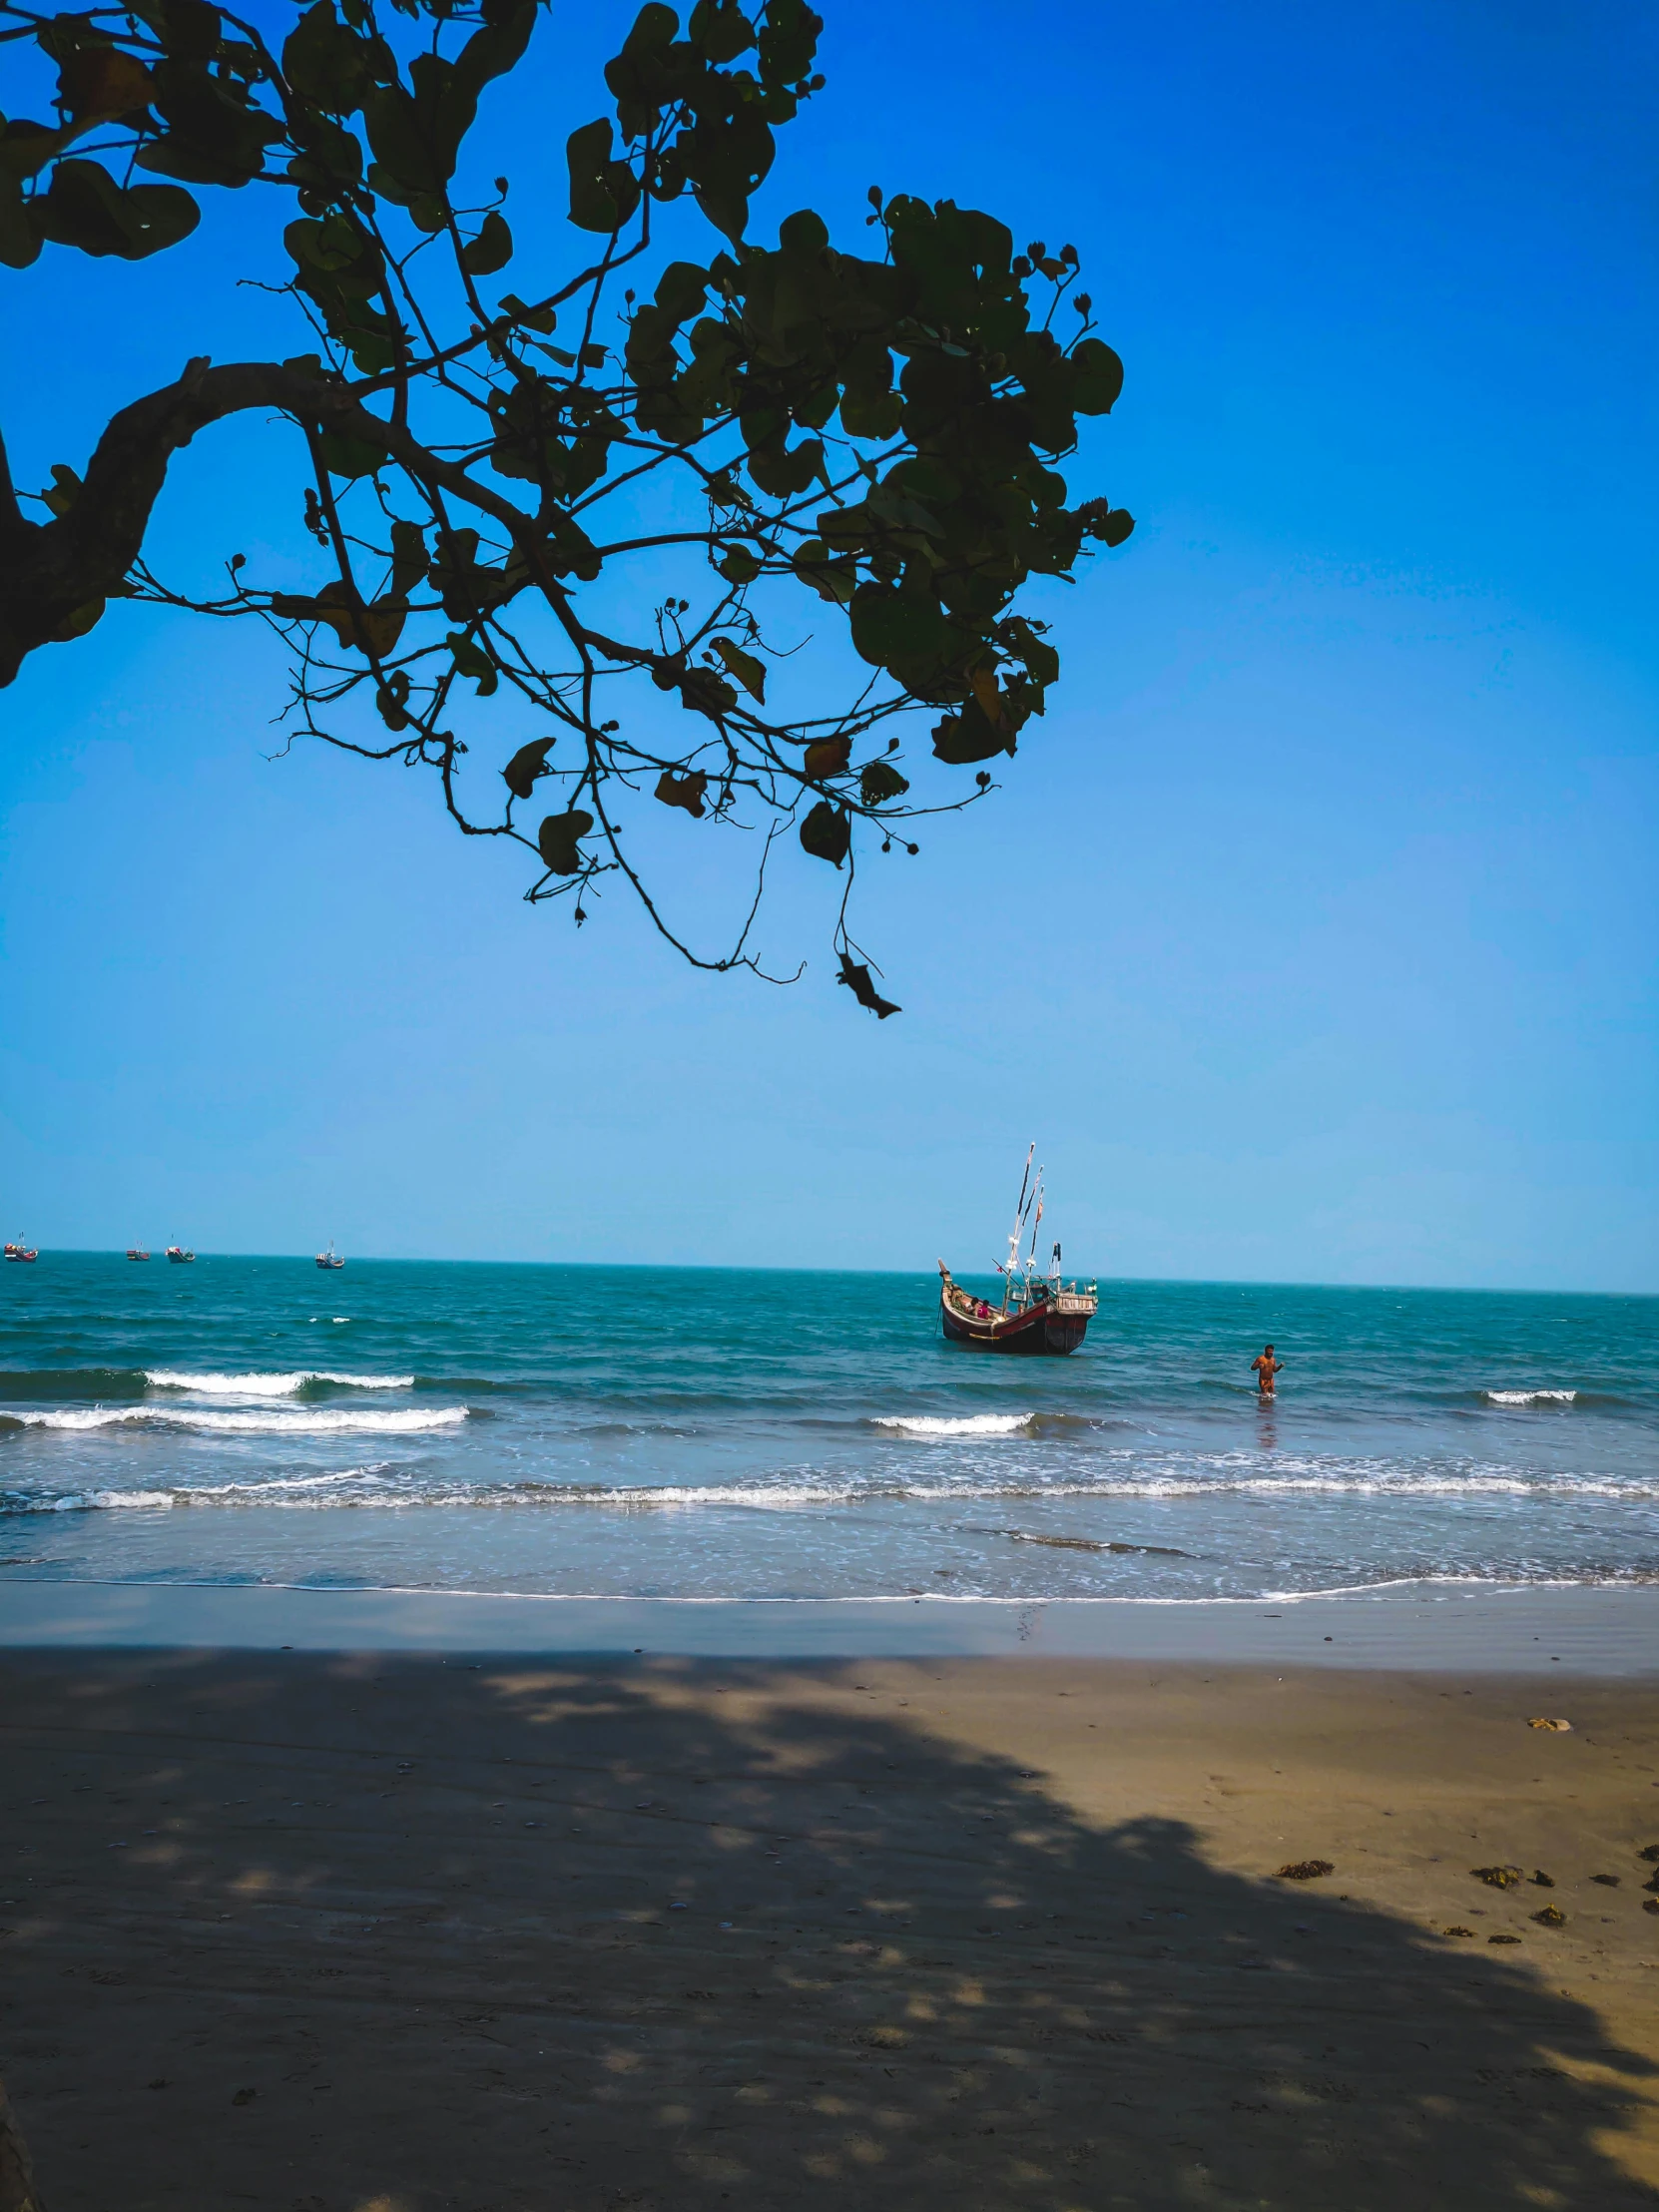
[1,1577,1656,1670]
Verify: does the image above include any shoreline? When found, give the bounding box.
[2,1576,1657,1669]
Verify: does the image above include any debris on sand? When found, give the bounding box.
[1487,1933,1522,1944]
[1530,1871,1555,1888]
[1591,1874,1621,1888]
[1531,1906,1566,1927]
[1526,1717,1572,1732]
[1471,1866,1523,1889]
[1637,1844,1659,1863]
[1442,1927,1477,1938]
[1276,1860,1335,1882]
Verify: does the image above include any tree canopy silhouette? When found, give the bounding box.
[0,0,1134,1008]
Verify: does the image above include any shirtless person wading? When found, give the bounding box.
[1252,1345,1284,1396]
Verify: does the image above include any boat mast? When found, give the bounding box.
[1003,1144,1034,1313]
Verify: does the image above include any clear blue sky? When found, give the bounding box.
[2,0,1654,1288]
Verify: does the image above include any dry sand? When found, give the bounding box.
[2,1649,1657,2211]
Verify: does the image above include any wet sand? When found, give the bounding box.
[2,1649,1657,2211]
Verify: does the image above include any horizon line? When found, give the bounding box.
[9,1249,1655,1301]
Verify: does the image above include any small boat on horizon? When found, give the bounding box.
[938,1148,1097,1356]
[4,1241,38,1264]
[315,1243,345,1270]
[166,1245,195,1264]
[127,1248,151,1261]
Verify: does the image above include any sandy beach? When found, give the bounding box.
[2,1644,1657,2211]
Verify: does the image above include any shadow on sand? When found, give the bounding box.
[0,1648,1654,2211]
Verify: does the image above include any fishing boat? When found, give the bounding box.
[315,1242,345,1270]
[3,1241,38,1264]
[938,1149,1097,1356]
[127,1248,151,1261]
[165,1245,195,1264]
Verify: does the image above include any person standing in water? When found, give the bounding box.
[1252,1345,1284,1396]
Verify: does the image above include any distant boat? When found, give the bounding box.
[315,1243,345,1270]
[3,1242,38,1264]
[937,1147,1097,1356]
[165,1246,195,1264]
[127,1248,151,1262]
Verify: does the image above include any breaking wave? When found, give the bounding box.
[2,1405,465,1435]
[870,1413,1036,1437]
[7,1462,1655,1515]
[1483,1388,1578,1406]
[146,1370,414,1395]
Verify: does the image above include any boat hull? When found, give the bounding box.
[940,1289,1089,1356]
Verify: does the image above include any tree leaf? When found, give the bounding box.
[461,210,512,275]
[388,519,427,594]
[567,117,640,234]
[446,629,499,695]
[932,701,1014,765]
[57,48,154,123]
[799,800,849,867]
[282,1,370,113]
[716,543,760,585]
[502,738,555,800]
[537,808,594,873]
[32,160,199,259]
[655,768,709,817]
[837,953,899,1018]
[848,583,948,672]
[858,759,909,806]
[710,636,765,701]
[803,735,851,780]
[1069,335,1124,415]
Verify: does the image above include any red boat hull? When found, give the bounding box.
[940,1287,1088,1356]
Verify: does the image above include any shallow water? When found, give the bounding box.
[0,1256,1654,1601]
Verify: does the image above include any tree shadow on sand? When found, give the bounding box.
[1,1649,1654,2212]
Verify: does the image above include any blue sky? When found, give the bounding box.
[2,0,1655,1288]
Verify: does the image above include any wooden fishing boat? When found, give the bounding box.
[3,1242,38,1264]
[315,1243,345,1270]
[127,1248,151,1261]
[937,1149,1097,1357]
[165,1245,195,1264]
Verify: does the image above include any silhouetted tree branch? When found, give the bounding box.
[0,0,1135,1006]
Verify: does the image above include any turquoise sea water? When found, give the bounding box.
[0,1255,1654,1602]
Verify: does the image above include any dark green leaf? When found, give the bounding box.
[502,737,555,800]
[388,519,427,594]
[461,210,512,275]
[931,701,1015,766]
[848,583,948,672]
[282,2,369,112]
[1069,335,1124,415]
[567,117,640,234]
[32,161,199,259]
[799,800,849,867]
[446,629,499,695]
[655,768,709,817]
[716,544,760,585]
[538,808,594,873]
[710,636,765,702]
[858,759,909,806]
[804,735,851,779]
[837,953,899,1018]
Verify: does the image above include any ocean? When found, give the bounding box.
[0,1255,1654,1604]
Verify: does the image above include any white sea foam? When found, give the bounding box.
[147,1370,413,1395]
[1483,1388,1578,1406]
[12,1405,464,1434]
[36,1490,179,1512]
[870,1413,1036,1437]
